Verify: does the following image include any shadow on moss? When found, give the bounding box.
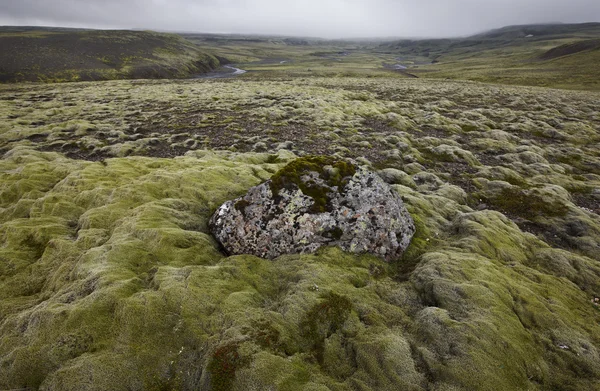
[484,187,569,220]
[207,342,249,391]
[299,291,352,364]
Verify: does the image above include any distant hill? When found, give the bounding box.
[470,22,600,41]
[381,23,600,56]
[536,38,600,60]
[378,23,600,90]
[0,27,221,82]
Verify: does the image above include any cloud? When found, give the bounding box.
[0,0,599,38]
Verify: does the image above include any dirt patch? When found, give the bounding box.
[571,193,600,215]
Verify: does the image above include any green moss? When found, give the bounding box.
[486,187,569,219]
[461,123,479,132]
[396,214,432,279]
[207,342,248,391]
[300,292,353,364]
[247,318,284,353]
[269,156,356,213]
[265,154,281,164]
[564,182,593,195]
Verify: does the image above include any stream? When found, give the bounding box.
[193,65,247,79]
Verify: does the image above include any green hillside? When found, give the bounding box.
[0,27,220,82]
[379,23,600,90]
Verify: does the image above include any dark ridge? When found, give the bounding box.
[469,22,600,40]
[0,28,220,83]
[537,39,600,60]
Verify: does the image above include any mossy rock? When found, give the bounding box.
[269,155,357,213]
[210,156,415,261]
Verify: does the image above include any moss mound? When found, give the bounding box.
[485,187,569,219]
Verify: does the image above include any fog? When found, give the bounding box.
[1,0,599,38]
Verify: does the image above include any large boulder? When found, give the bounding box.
[209,156,415,261]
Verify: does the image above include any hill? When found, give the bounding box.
[379,23,600,90]
[471,22,600,40]
[536,38,600,60]
[0,27,221,82]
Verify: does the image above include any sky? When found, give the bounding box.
[0,0,599,38]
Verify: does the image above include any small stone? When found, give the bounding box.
[209,156,415,262]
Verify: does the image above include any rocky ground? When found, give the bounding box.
[1,76,599,390]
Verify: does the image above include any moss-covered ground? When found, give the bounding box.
[1,72,600,390]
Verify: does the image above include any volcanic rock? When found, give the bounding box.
[209,156,415,261]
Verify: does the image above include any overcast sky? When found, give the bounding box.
[1,0,599,38]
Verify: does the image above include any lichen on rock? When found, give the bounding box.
[209,156,415,261]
